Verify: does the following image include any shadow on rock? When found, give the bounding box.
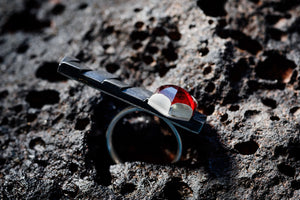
[85,95,233,186]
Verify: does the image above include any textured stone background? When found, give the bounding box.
[0,0,300,199]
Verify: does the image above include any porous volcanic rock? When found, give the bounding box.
[0,0,299,199]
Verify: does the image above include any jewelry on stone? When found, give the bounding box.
[58,57,206,163]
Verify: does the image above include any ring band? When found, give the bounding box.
[106,106,183,164]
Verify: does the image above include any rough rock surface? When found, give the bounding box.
[0,0,300,199]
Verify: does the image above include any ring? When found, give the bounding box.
[57,57,206,164]
[106,106,182,164]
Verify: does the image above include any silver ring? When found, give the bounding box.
[106,106,182,164]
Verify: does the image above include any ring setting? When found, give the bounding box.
[58,57,206,163]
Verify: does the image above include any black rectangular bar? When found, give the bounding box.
[58,57,206,134]
[123,87,153,102]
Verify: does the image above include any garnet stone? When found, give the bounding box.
[147,85,198,121]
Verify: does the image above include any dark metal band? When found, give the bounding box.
[106,106,182,163]
[57,57,206,134]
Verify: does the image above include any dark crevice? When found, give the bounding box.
[16,41,29,54]
[134,21,144,29]
[68,163,79,174]
[51,3,65,15]
[261,98,277,109]
[228,58,249,82]
[75,118,90,130]
[26,90,60,109]
[216,29,262,55]
[120,183,136,195]
[105,63,120,73]
[26,113,37,122]
[270,116,280,121]
[220,113,228,122]
[196,0,227,17]
[130,31,149,41]
[290,107,299,114]
[229,105,239,111]
[29,137,45,149]
[266,27,286,41]
[167,31,181,41]
[36,62,68,82]
[0,90,9,100]
[265,15,282,25]
[78,3,88,10]
[234,140,259,155]
[2,10,50,33]
[205,82,215,93]
[203,66,212,75]
[277,162,295,177]
[291,180,300,190]
[256,51,296,83]
[156,177,193,200]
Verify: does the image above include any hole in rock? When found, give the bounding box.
[220,113,228,122]
[291,180,300,190]
[216,29,262,54]
[274,145,287,157]
[51,3,65,15]
[52,113,64,125]
[265,14,283,25]
[277,162,295,177]
[234,140,259,155]
[271,0,300,12]
[26,90,60,109]
[134,8,142,12]
[198,47,209,56]
[205,82,215,93]
[196,0,227,17]
[287,141,300,161]
[120,183,136,195]
[256,52,296,83]
[203,66,212,75]
[130,30,149,41]
[261,98,277,109]
[228,58,249,82]
[26,113,37,122]
[66,112,76,121]
[2,11,50,33]
[162,47,178,61]
[270,116,280,121]
[167,31,181,41]
[134,21,144,29]
[10,104,23,113]
[152,27,166,36]
[0,157,6,166]
[142,55,154,65]
[0,90,8,99]
[36,62,68,82]
[290,107,299,114]
[16,42,29,54]
[105,63,120,73]
[157,177,193,200]
[222,89,239,105]
[146,45,159,54]
[75,118,89,130]
[68,162,78,174]
[78,3,88,10]
[248,0,259,3]
[266,28,286,41]
[29,137,46,150]
[198,105,215,116]
[229,105,239,111]
[132,42,143,50]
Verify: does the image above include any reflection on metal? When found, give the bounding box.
[57,57,206,134]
